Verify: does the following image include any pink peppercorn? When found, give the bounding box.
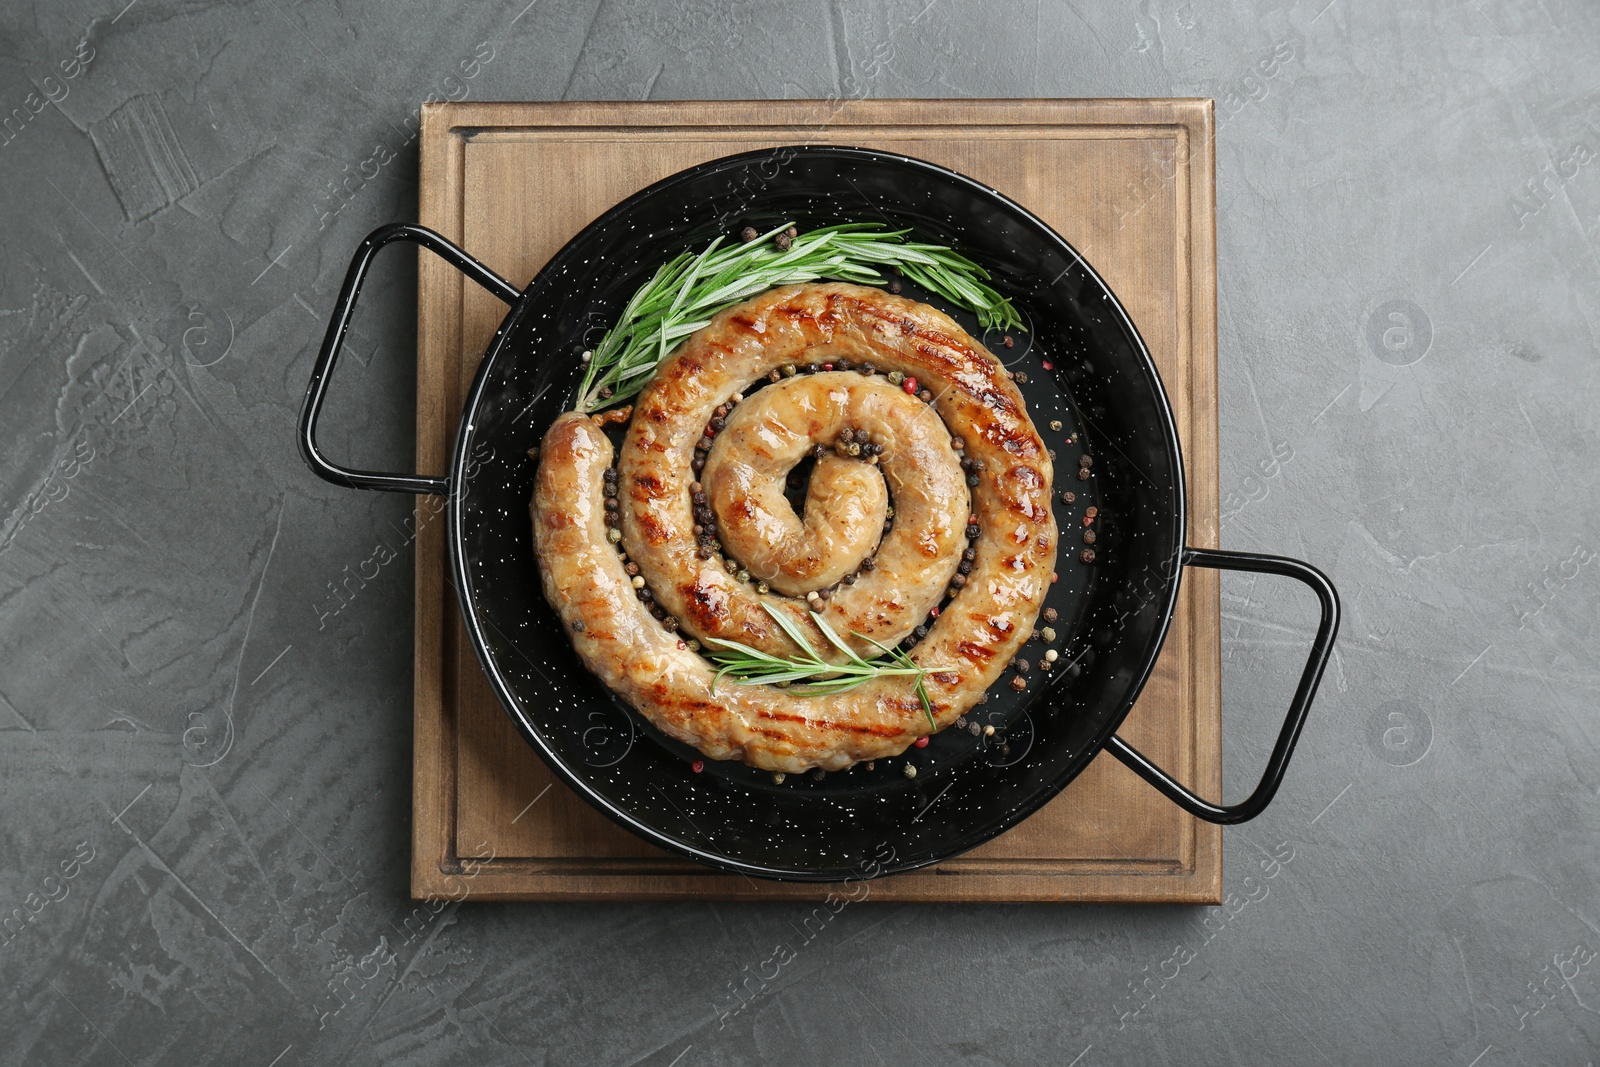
[914,736,930,748]
[691,759,704,773]
[1050,571,1059,584]
[903,376,919,394]
[1041,360,1054,370]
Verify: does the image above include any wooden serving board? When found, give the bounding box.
[412,100,1220,902]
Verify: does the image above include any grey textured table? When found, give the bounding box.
[2,2,1596,1064]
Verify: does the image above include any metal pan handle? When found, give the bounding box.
[298,223,520,496]
[1107,547,1340,825]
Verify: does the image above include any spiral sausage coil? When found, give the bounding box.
[532,283,1057,773]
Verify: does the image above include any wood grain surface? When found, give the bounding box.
[411,99,1220,902]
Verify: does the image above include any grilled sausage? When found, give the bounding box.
[532,283,1056,772]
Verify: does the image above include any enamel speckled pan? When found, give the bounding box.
[298,146,1339,882]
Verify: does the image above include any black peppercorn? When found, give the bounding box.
[740,225,758,242]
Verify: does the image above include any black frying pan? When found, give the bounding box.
[298,146,1339,881]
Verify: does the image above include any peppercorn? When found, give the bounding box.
[1084,530,1097,544]
[603,467,618,482]
[625,562,640,576]
[1077,468,1090,481]
[965,524,980,540]
[860,557,876,571]
[903,763,917,779]
[1016,659,1030,673]
[951,436,965,450]
[966,474,979,487]
[963,547,977,562]
[774,233,792,252]
[740,225,759,242]
[782,363,797,377]
[806,362,821,373]
[862,362,876,375]
[1042,626,1056,642]
[1080,455,1093,469]
[887,370,905,385]
[1085,506,1098,518]
[1060,491,1076,505]
[785,225,798,239]
[772,772,787,784]
[692,455,705,471]
[919,389,933,402]
[1049,420,1063,431]
[903,376,919,394]
[951,573,967,588]
[1080,548,1096,563]
[958,560,972,575]
[887,279,903,294]
[1009,676,1027,692]
[837,358,853,371]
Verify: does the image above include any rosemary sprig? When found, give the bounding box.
[705,604,948,729]
[572,222,1024,414]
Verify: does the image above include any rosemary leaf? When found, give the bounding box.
[572,222,1024,414]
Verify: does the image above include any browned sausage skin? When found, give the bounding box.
[532,283,1056,773]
